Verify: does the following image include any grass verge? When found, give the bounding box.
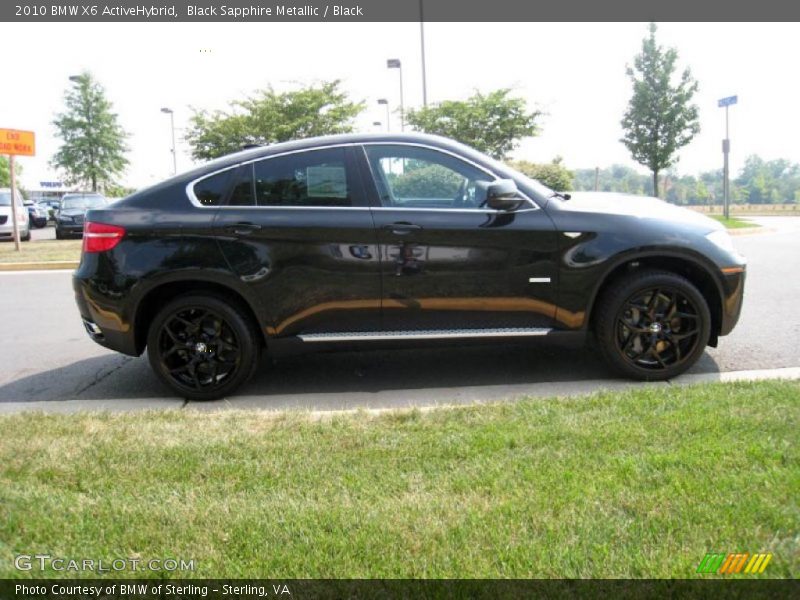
[709,215,760,229]
[1,381,797,579]
[0,238,81,263]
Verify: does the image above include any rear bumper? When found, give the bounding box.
[73,274,139,356]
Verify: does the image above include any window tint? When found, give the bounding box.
[364,145,495,209]
[252,148,352,207]
[193,169,233,206]
[229,165,256,207]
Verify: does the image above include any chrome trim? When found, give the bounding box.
[563,232,582,239]
[185,141,540,212]
[528,277,551,283]
[298,328,552,342]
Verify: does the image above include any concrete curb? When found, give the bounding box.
[0,261,78,271]
[1,366,797,416]
[727,227,775,237]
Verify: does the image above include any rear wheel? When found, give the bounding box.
[147,294,261,400]
[595,270,711,380]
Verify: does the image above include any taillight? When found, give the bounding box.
[82,221,126,253]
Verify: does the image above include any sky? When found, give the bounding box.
[2,21,799,189]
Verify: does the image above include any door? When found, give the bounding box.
[212,146,381,337]
[359,143,560,332]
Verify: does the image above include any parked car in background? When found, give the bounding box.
[56,193,108,239]
[72,133,746,400]
[23,200,48,228]
[38,199,61,221]
[0,188,31,242]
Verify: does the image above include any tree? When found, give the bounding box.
[511,157,574,191]
[406,89,541,160]
[620,23,700,198]
[185,81,364,161]
[0,156,21,188]
[52,72,129,191]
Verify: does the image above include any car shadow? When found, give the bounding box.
[0,341,722,407]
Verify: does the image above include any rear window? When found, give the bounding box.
[193,170,233,206]
[248,148,352,207]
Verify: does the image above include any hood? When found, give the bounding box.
[563,192,723,231]
[59,207,87,217]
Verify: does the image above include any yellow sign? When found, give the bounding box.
[0,128,36,156]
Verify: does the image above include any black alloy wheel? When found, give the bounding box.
[595,270,711,380]
[147,294,260,400]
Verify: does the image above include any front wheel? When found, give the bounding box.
[147,294,261,400]
[595,270,711,380]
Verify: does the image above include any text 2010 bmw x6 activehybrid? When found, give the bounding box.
[73,133,745,400]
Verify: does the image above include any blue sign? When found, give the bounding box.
[718,95,738,107]
[39,181,63,188]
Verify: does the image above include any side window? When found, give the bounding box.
[252,148,352,207]
[229,164,256,207]
[193,169,233,207]
[364,145,495,209]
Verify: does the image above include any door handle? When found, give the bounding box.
[382,222,422,235]
[226,222,262,236]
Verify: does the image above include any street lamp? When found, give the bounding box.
[718,95,738,220]
[68,75,81,83]
[372,121,383,132]
[387,59,404,131]
[377,98,390,132]
[160,107,177,175]
[419,0,428,106]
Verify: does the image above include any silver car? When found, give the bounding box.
[0,188,30,242]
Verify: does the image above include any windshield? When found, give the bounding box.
[0,192,23,207]
[61,196,106,210]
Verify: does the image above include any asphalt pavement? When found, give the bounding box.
[1,216,798,412]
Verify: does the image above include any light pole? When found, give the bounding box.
[419,0,428,106]
[161,107,177,175]
[718,95,737,220]
[387,59,404,131]
[377,98,390,131]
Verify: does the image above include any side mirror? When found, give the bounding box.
[486,179,525,211]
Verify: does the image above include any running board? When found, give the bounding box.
[298,328,552,343]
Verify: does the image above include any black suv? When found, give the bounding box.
[73,133,745,400]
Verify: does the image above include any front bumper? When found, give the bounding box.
[719,269,746,336]
[57,222,84,235]
[0,222,29,238]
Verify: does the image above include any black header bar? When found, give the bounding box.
[4,0,800,22]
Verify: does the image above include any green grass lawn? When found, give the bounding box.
[1,381,797,579]
[0,238,81,263]
[709,215,760,229]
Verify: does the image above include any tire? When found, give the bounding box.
[55,229,63,240]
[147,294,261,401]
[595,269,711,381]
[21,230,31,242]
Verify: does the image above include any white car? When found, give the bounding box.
[0,188,31,242]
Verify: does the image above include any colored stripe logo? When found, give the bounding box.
[697,552,772,574]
